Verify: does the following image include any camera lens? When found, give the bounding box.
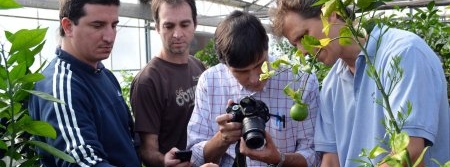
[244,131,265,149]
[242,117,266,149]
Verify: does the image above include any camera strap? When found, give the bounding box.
[232,140,247,167]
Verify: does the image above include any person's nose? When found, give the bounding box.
[103,26,116,43]
[173,27,184,39]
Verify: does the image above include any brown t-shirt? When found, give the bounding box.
[131,56,206,154]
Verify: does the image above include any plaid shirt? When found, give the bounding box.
[187,61,320,167]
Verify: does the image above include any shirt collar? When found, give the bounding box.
[56,47,105,74]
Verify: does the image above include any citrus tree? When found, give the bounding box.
[261,0,450,166]
[0,0,74,166]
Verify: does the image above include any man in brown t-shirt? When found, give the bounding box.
[130,0,205,166]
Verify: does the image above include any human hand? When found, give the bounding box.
[239,131,282,164]
[215,99,243,145]
[164,147,192,167]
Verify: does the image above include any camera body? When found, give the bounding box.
[226,96,270,149]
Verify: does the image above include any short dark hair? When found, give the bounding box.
[214,10,269,68]
[59,0,120,37]
[151,0,197,28]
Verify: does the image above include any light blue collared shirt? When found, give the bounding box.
[315,25,450,167]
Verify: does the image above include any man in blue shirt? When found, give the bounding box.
[28,0,140,166]
[269,0,450,166]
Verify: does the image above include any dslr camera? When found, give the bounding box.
[226,96,270,149]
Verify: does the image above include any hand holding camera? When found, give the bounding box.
[239,132,285,165]
[226,96,271,149]
[215,100,244,145]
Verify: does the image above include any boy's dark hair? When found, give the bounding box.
[214,10,269,68]
[59,0,120,37]
[151,0,197,28]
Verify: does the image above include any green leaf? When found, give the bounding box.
[26,41,46,67]
[23,90,66,104]
[9,63,27,82]
[443,27,450,33]
[14,82,34,102]
[293,91,303,104]
[1,103,23,120]
[0,0,21,9]
[301,35,321,55]
[297,51,306,65]
[0,109,10,120]
[368,145,387,159]
[413,146,429,167]
[0,140,6,150]
[312,0,329,7]
[8,28,48,54]
[292,64,299,75]
[343,0,352,6]
[0,67,7,90]
[426,1,435,11]
[262,61,269,73]
[391,132,409,152]
[444,161,450,167]
[321,16,331,37]
[339,26,353,46]
[27,140,76,163]
[431,159,443,166]
[4,30,13,39]
[0,105,8,117]
[270,59,290,69]
[322,0,337,18]
[18,73,45,83]
[391,149,408,162]
[283,84,295,98]
[319,38,331,47]
[356,0,373,10]
[12,48,34,67]
[23,120,57,138]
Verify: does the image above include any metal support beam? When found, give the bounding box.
[379,0,450,10]
[15,0,152,20]
[14,0,222,27]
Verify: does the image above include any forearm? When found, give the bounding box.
[283,153,308,167]
[141,150,165,167]
[320,152,340,167]
[203,132,232,164]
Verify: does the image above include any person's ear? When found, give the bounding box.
[61,17,73,37]
[329,11,340,23]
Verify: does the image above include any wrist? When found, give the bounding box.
[268,152,285,167]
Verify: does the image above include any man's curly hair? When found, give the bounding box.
[269,0,322,37]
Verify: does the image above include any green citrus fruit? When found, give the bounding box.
[290,103,309,121]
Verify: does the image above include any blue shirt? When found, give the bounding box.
[28,48,140,167]
[315,26,450,167]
